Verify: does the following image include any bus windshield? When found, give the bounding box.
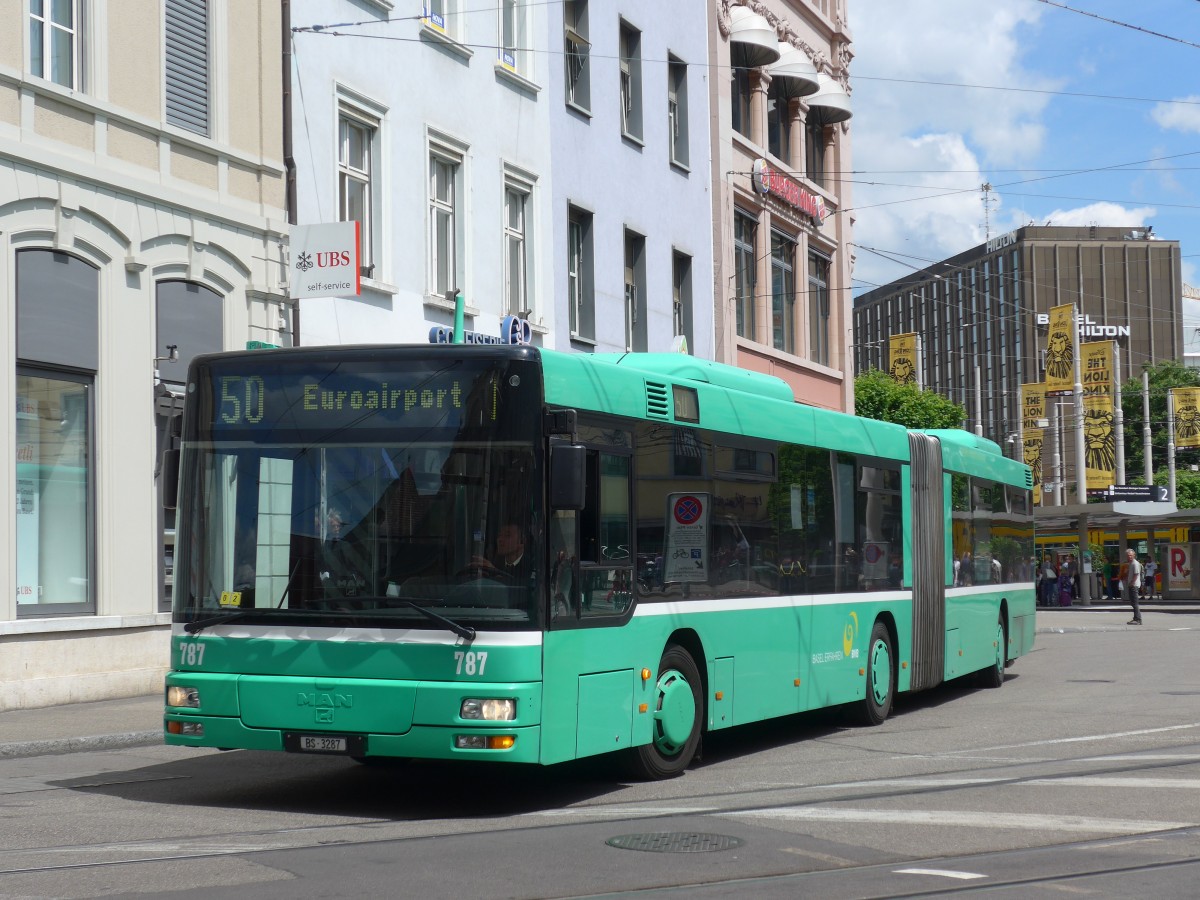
[171,352,543,631]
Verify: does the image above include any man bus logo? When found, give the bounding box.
[297,693,353,708]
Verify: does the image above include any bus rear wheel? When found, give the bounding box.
[977,615,1007,689]
[628,644,703,780]
[854,620,895,726]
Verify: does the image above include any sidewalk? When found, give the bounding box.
[3,603,1200,761]
[0,693,163,760]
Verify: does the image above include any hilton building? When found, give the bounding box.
[853,226,1184,451]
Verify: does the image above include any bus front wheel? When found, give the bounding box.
[628,644,703,780]
[855,620,895,726]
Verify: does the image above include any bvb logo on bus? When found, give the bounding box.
[889,356,916,385]
[843,611,859,658]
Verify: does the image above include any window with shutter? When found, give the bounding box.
[165,0,209,135]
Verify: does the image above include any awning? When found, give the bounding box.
[729,7,780,69]
[767,42,819,98]
[807,73,852,124]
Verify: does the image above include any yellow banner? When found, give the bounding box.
[1083,394,1115,491]
[1045,303,1076,396]
[1172,387,1200,449]
[888,333,918,385]
[1021,383,1046,434]
[1080,341,1114,399]
[1023,429,1043,507]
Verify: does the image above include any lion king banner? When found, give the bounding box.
[1023,429,1044,506]
[888,332,919,386]
[1080,341,1114,399]
[1045,304,1076,397]
[1171,387,1200,449]
[1083,394,1115,492]
[1021,383,1046,433]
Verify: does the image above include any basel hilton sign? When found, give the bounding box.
[1034,312,1131,339]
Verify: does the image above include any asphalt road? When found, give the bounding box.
[3,611,1200,899]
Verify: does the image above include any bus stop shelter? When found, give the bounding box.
[1034,501,1200,604]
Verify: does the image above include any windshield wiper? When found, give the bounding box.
[184,610,257,635]
[394,599,476,641]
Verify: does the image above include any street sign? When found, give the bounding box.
[1104,485,1168,502]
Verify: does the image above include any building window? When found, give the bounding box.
[30,0,80,89]
[16,249,100,617]
[429,136,464,298]
[499,0,527,72]
[422,0,459,38]
[165,0,209,135]
[731,68,752,139]
[668,54,688,168]
[809,251,831,365]
[673,251,693,351]
[624,230,646,352]
[772,231,796,353]
[568,206,594,340]
[767,81,791,164]
[339,105,380,279]
[564,0,590,111]
[806,116,826,186]
[503,172,534,318]
[619,20,642,141]
[734,212,757,339]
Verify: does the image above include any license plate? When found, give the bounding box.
[301,735,345,753]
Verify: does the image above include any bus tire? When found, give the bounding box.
[628,644,703,780]
[855,620,894,726]
[978,615,1007,689]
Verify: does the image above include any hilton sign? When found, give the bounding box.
[1035,312,1130,339]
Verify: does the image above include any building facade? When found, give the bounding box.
[291,1,715,359]
[853,225,1184,477]
[709,0,855,411]
[1,0,288,710]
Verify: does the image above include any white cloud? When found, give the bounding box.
[1003,201,1156,229]
[1151,98,1200,134]
[850,0,1055,289]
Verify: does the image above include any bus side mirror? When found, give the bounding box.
[162,449,180,510]
[550,443,586,510]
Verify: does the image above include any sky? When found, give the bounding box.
[846,0,1200,302]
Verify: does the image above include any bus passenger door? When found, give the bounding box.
[542,444,636,764]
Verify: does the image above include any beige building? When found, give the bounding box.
[709,0,855,411]
[0,0,289,709]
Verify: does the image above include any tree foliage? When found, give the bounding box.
[854,369,966,430]
[1121,360,1200,482]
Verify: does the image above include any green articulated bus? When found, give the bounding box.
[165,344,1035,778]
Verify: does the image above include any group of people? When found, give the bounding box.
[1037,548,1158,624]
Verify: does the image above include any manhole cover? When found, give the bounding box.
[605,832,743,853]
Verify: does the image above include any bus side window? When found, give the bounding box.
[576,449,632,618]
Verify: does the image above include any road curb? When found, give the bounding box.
[0,730,161,760]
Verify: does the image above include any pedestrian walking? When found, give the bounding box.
[1039,555,1057,607]
[1123,548,1143,625]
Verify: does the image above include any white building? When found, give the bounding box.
[290,1,555,348]
[290,1,715,358]
[0,0,288,710]
[549,1,714,357]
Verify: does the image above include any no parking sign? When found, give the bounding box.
[664,493,709,583]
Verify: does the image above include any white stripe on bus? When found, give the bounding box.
[170,623,543,646]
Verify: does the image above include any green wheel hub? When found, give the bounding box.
[869,637,892,706]
[653,669,696,755]
[994,622,1006,671]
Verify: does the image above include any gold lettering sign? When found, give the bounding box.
[1023,429,1044,507]
[1021,383,1046,433]
[1080,341,1114,399]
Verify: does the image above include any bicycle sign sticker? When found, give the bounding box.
[665,492,709,583]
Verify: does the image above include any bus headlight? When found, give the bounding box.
[167,685,200,708]
[460,698,516,720]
